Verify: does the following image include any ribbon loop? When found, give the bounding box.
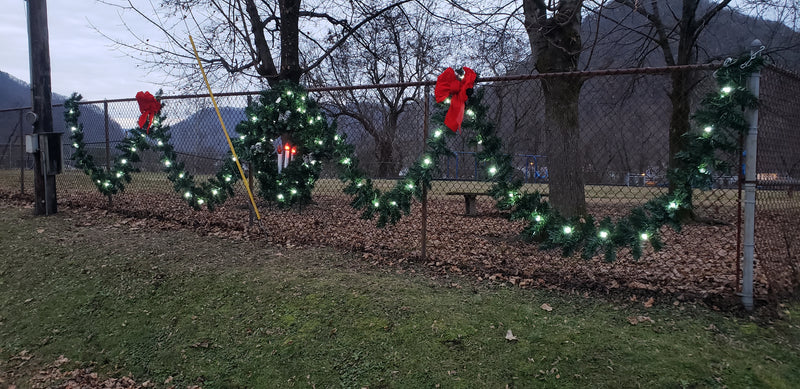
[434,67,476,132]
[136,91,162,133]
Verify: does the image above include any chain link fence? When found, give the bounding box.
[755,65,800,297]
[1,64,798,300]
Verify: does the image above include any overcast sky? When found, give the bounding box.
[0,0,172,101]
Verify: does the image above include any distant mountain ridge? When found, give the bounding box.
[167,106,246,155]
[579,0,800,70]
[0,70,125,146]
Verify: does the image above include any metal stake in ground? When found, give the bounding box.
[188,35,262,224]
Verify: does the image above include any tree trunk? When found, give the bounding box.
[523,0,586,218]
[375,137,396,178]
[668,69,692,189]
[279,0,302,83]
[669,7,698,216]
[542,77,586,218]
[376,111,400,177]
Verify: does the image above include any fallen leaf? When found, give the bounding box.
[53,355,69,367]
[505,329,518,342]
[541,303,553,312]
[638,316,655,324]
[765,355,779,364]
[15,350,32,361]
[36,228,44,233]
[643,297,654,308]
[627,316,654,325]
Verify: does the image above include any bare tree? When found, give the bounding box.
[426,0,587,217]
[313,1,448,177]
[96,0,411,90]
[590,0,730,200]
[521,0,587,218]
[580,0,796,198]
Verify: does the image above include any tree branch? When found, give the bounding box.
[303,0,414,74]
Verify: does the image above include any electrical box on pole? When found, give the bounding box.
[26,133,64,175]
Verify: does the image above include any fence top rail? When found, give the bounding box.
[765,63,800,80]
[0,106,29,113]
[1,63,724,111]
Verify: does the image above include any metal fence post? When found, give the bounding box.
[104,100,113,207]
[742,39,763,311]
[19,109,25,194]
[735,133,744,292]
[421,85,430,261]
[247,95,255,226]
[104,100,111,171]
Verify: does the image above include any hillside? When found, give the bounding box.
[580,1,800,70]
[0,70,125,147]
[166,106,246,156]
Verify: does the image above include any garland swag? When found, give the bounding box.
[65,92,241,210]
[66,51,762,261]
[340,54,762,261]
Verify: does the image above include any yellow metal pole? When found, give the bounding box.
[189,35,261,220]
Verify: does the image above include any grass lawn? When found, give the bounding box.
[0,203,799,388]
[3,168,783,208]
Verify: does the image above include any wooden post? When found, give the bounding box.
[421,85,430,261]
[27,0,57,215]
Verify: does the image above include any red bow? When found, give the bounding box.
[434,67,477,132]
[136,91,162,133]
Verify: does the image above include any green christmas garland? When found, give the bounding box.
[232,81,339,208]
[66,51,762,262]
[65,94,152,196]
[65,93,241,210]
[340,53,763,261]
[145,103,241,211]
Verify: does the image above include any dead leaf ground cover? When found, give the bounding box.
[1,202,800,388]
[28,186,800,304]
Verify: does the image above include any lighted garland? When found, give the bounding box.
[144,100,241,211]
[343,54,762,261]
[334,101,479,226]
[451,88,675,261]
[65,93,241,210]
[501,53,761,260]
[65,93,151,196]
[65,52,762,261]
[233,81,338,207]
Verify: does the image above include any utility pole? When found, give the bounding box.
[27,0,57,215]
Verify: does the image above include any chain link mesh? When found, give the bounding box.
[755,65,800,297]
[1,65,797,299]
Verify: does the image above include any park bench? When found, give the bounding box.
[446,191,548,216]
[757,180,800,197]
